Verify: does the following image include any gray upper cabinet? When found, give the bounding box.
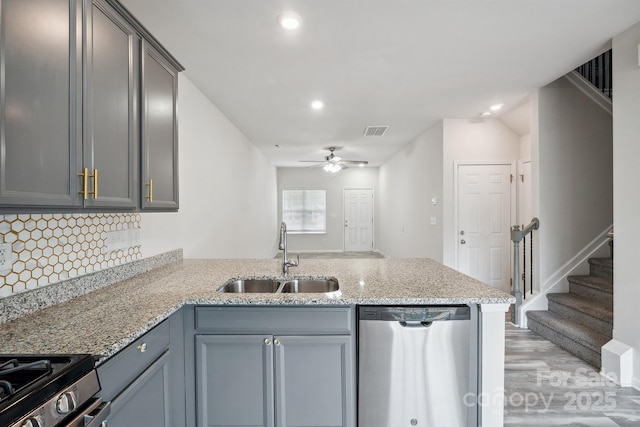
[141,41,179,211]
[83,0,139,208]
[0,0,181,212]
[0,0,83,207]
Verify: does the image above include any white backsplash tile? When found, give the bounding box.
[0,213,141,297]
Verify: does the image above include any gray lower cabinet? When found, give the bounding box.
[140,40,179,210]
[97,314,186,426]
[0,0,83,207]
[196,335,274,427]
[274,335,353,427]
[107,350,172,426]
[191,306,356,427]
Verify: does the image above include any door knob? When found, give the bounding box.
[460,239,466,244]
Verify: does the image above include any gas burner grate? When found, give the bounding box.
[0,359,52,404]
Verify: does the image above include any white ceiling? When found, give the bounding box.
[121,0,640,167]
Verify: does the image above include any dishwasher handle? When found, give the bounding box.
[399,311,451,327]
[399,321,433,328]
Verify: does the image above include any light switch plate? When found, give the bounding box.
[0,243,13,270]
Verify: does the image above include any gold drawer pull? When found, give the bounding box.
[78,168,98,200]
[145,179,153,203]
[137,343,147,353]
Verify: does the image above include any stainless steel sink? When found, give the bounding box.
[280,279,339,293]
[218,277,339,294]
[219,279,280,293]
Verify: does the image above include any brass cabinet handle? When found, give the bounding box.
[78,168,98,200]
[93,168,98,199]
[78,168,89,200]
[145,179,153,203]
[137,343,147,352]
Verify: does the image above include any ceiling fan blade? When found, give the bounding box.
[341,160,368,164]
[298,160,322,163]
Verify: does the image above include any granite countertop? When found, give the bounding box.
[0,257,514,363]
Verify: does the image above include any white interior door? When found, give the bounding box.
[457,164,513,292]
[344,189,373,251]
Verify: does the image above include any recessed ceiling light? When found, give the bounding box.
[481,111,492,117]
[277,11,302,30]
[311,100,324,110]
[490,103,504,111]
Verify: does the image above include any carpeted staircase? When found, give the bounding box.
[526,257,613,368]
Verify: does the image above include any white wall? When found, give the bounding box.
[520,133,531,160]
[609,22,640,388]
[442,118,520,267]
[535,77,613,288]
[377,122,444,260]
[277,167,378,253]
[140,74,277,259]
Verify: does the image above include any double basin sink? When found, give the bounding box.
[218,278,339,295]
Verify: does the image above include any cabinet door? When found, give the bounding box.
[195,335,274,427]
[83,0,138,208]
[0,0,83,207]
[107,350,172,427]
[274,336,355,427]
[141,40,179,210]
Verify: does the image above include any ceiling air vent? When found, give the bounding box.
[363,126,389,137]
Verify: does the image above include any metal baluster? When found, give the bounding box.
[523,234,527,300]
[530,230,534,296]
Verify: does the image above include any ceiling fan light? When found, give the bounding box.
[323,163,332,172]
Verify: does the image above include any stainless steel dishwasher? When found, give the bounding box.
[358,305,478,427]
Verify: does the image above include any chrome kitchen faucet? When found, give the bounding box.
[279,222,299,275]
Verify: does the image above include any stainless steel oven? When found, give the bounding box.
[0,355,110,427]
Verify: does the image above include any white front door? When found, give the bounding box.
[344,189,373,251]
[456,163,513,292]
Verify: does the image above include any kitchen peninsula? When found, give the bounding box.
[0,254,513,426]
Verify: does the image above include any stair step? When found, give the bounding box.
[588,257,613,280]
[567,275,613,304]
[526,310,610,368]
[547,293,612,338]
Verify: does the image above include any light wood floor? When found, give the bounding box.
[504,323,640,426]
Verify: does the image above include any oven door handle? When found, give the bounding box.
[83,401,110,427]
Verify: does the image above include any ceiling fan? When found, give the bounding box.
[298,147,368,173]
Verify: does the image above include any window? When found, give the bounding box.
[282,189,326,233]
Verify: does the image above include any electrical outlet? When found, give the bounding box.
[0,243,13,271]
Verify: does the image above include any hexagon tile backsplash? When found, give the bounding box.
[0,213,142,298]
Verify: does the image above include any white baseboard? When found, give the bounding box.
[601,339,634,387]
[539,225,612,293]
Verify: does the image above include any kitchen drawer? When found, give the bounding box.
[195,306,353,335]
[97,318,170,401]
